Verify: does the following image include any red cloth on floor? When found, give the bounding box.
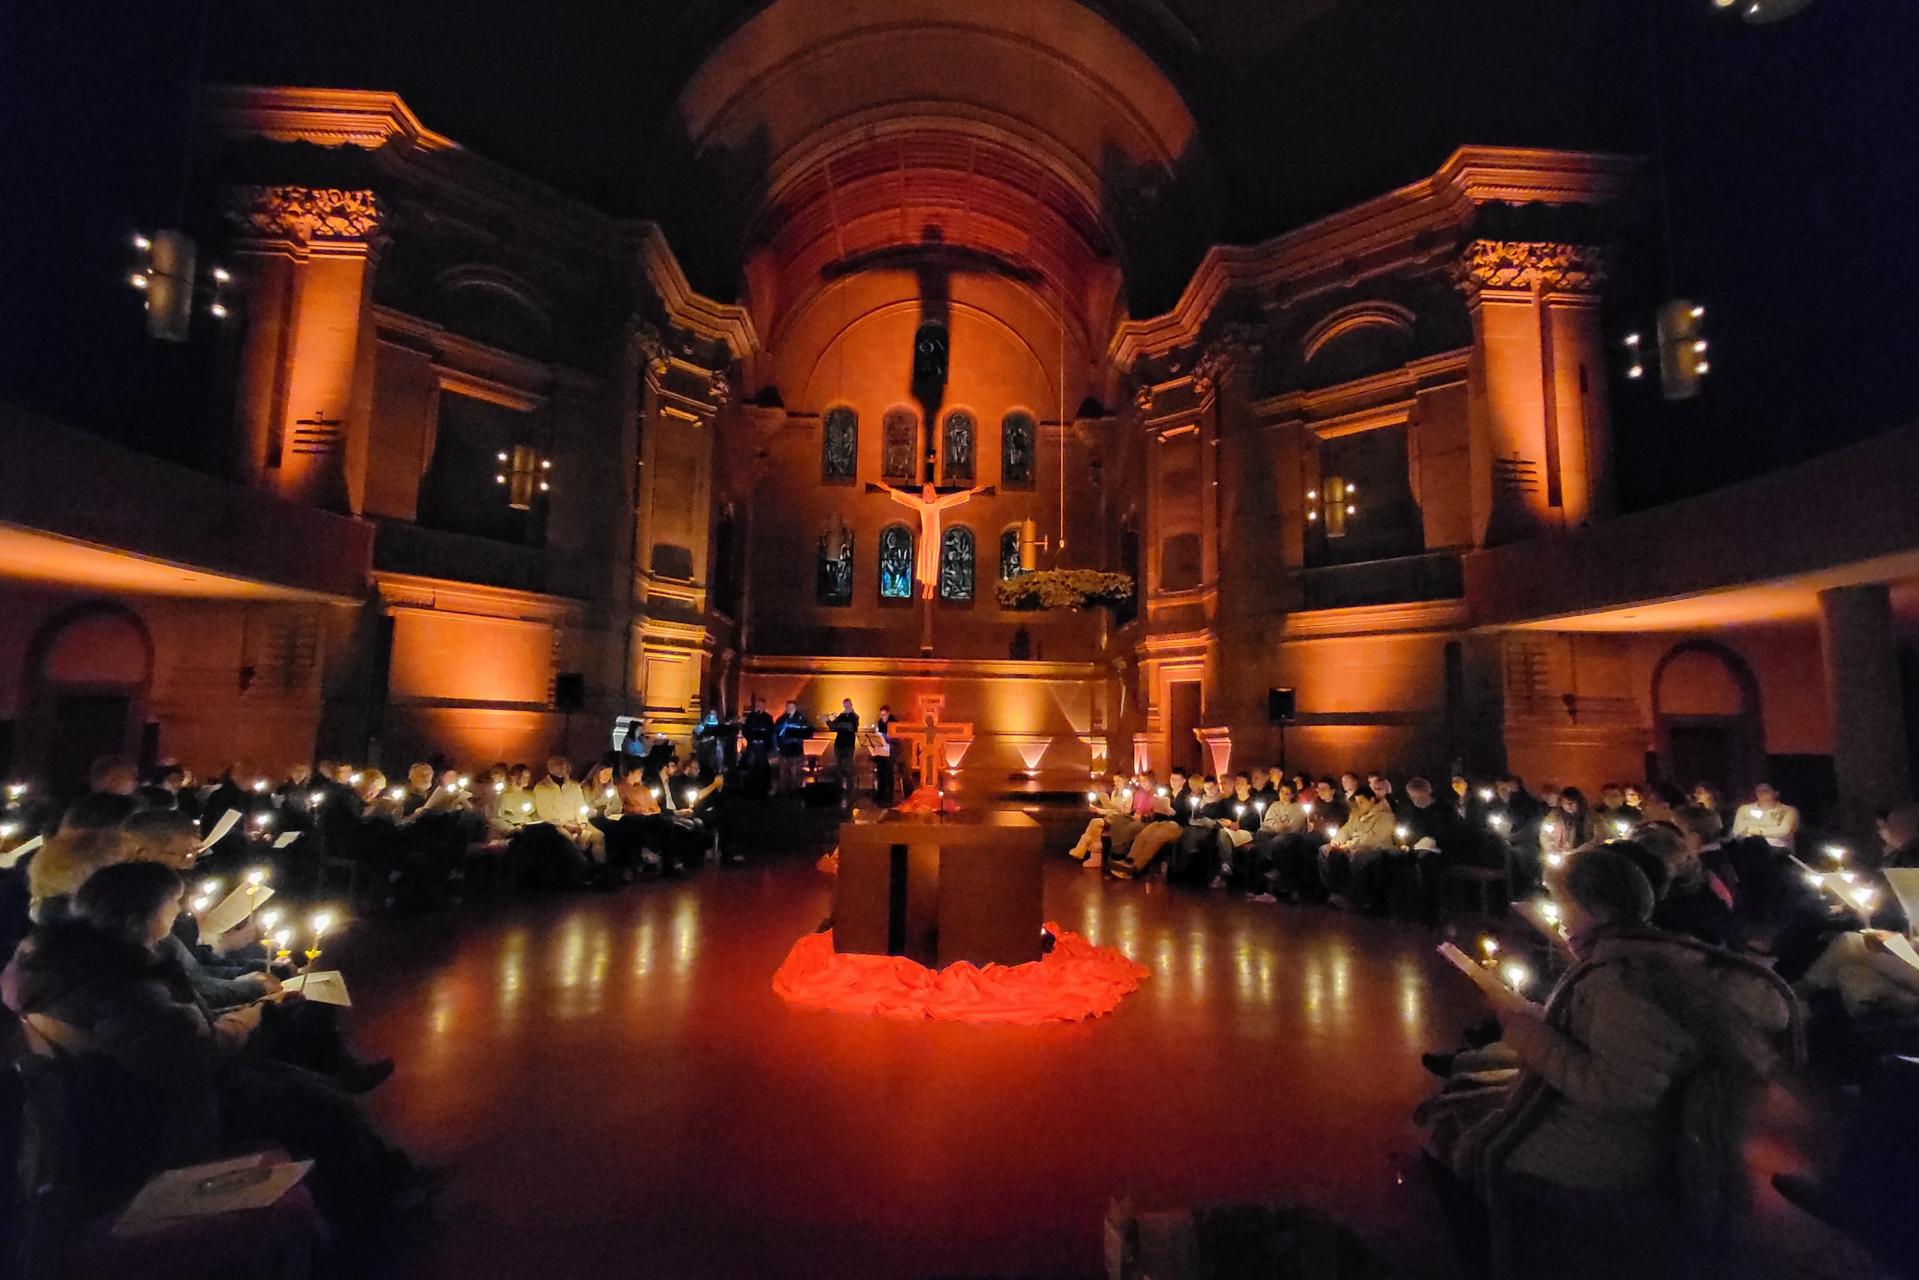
[816,848,839,875]
[772,923,1148,1024]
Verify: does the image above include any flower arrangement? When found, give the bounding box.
[995,569,1135,611]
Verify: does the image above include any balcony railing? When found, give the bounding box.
[1296,550,1463,611]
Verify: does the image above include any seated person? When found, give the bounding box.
[1317,791,1398,911]
[1730,781,1800,851]
[1421,846,1798,1280]
[1068,772,1135,863]
[1178,772,1259,888]
[532,756,606,866]
[1538,787,1595,866]
[491,764,540,838]
[1105,774,1182,878]
[1649,808,1737,947]
[10,862,434,1230]
[1242,782,1317,900]
[120,809,393,1092]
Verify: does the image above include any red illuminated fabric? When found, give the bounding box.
[772,923,1148,1024]
[895,786,958,814]
[817,849,839,875]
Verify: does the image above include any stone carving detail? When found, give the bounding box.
[706,367,732,406]
[222,186,381,242]
[1133,383,1154,412]
[1455,240,1609,294]
[634,322,671,377]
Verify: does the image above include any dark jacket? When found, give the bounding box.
[10,921,235,1184]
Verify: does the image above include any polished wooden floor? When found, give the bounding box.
[333,815,1879,1279]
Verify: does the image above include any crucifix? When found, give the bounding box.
[868,481,994,600]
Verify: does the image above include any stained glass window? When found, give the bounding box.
[999,526,1022,581]
[941,410,975,484]
[881,408,917,484]
[1001,411,1036,489]
[816,524,852,606]
[939,525,975,602]
[822,406,857,482]
[879,524,914,600]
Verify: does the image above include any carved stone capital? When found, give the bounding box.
[1455,240,1609,295]
[706,367,732,407]
[1133,383,1154,412]
[221,185,382,243]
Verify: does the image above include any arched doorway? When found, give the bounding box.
[1652,640,1763,799]
[23,603,154,794]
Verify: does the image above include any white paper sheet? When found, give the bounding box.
[200,883,274,939]
[283,970,351,1006]
[1885,869,1919,928]
[271,830,302,849]
[0,833,43,869]
[112,1152,312,1235]
[198,809,242,851]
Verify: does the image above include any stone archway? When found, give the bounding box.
[1651,639,1764,799]
[21,602,156,792]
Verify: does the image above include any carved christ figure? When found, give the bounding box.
[883,482,992,599]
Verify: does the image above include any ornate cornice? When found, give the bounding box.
[1454,239,1609,295]
[1109,146,1640,366]
[222,185,382,243]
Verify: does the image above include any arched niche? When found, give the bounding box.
[1651,640,1765,799]
[22,602,156,791]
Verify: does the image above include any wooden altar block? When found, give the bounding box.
[835,810,1044,968]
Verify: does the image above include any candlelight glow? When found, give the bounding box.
[1502,961,1531,991]
[246,868,266,886]
[200,878,222,897]
[307,791,325,806]
[1478,787,1494,802]
[1479,936,1499,958]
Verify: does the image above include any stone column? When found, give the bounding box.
[221,185,384,514]
[1819,584,1912,841]
[1455,240,1612,545]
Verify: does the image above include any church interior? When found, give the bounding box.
[4,0,1919,1276]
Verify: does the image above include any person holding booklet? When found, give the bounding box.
[1419,845,1799,1279]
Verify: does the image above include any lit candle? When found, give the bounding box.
[190,895,210,914]
[388,787,405,802]
[4,783,24,799]
[1489,814,1508,831]
[1301,801,1315,816]
[251,780,268,794]
[1479,936,1500,958]
[1825,844,1848,862]
[1235,804,1246,820]
[1155,785,1169,798]
[604,788,616,801]
[252,811,274,828]
[1542,820,1558,838]
[494,781,506,793]
[1502,961,1531,991]
[1749,807,1764,819]
[307,790,325,806]
[199,878,222,898]
[1802,871,1824,888]
[1188,796,1199,811]
[1324,825,1338,839]
[259,908,282,935]
[648,788,661,801]
[578,805,592,820]
[1540,900,1561,925]
[1546,852,1566,868]
[306,912,333,964]
[348,772,364,786]
[1613,819,1631,836]
[1840,871,1858,884]
[0,822,15,841]
[520,801,534,814]
[683,788,697,807]
[272,929,293,962]
[1254,801,1266,817]
[1478,787,1494,803]
[1395,824,1410,841]
[1121,787,1134,801]
[458,775,472,789]
[1086,790,1099,803]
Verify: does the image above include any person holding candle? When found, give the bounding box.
[524,756,602,886]
[9,861,438,1235]
[1242,782,1316,900]
[1317,790,1398,911]
[1067,771,1134,864]
[1729,781,1800,851]
[1420,845,1799,1279]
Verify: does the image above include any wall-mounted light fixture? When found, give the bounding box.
[495,444,553,510]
